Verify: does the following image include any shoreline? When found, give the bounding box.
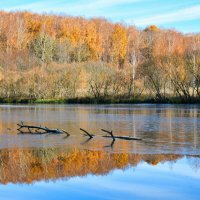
[0,97,200,104]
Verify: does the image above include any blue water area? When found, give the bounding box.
[0,104,200,199]
[0,157,200,200]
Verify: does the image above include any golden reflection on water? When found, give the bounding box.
[0,147,199,185]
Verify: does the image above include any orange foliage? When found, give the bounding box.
[0,147,183,184]
[110,24,128,67]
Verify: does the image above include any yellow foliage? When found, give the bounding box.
[110,24,128,66]
[0,148,182,184]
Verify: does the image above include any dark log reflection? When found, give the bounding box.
[0,147,199,185]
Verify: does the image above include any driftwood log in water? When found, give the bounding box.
[17,122,141,143]
[101,129,142,141]
[80,128,95,139]
[17,121,70,135]
[79,128,142,141]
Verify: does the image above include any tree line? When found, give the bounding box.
[0,11,199,102]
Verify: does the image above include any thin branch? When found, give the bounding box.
[101,129,142,141]
[62,129,70,136]
[80,128,94,138]
[101,129,115,141]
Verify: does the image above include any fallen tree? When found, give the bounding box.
[16,122,142,145]
[101,129,142,141]
[17,121,70,135]
[80,128,142,141]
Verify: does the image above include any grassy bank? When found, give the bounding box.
[0,96,200,104]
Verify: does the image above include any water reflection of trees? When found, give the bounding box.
[0,147,198,185]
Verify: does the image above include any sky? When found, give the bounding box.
[1,0,200,33]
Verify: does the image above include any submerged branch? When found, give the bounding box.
[80,128,94,138]
[17,122,142,144]
[101,129,142,141]
[17,122,68,134]
[101,129,115,141]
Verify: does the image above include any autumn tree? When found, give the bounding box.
[86,61,114,98]
[185,34,200,97]
[110,24,128,68]
[31,32,55,65]
[54,40,73,63]
[83,21,102,60]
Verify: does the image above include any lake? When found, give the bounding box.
[0,104,200,200]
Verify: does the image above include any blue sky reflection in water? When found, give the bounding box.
[0,157,200,200]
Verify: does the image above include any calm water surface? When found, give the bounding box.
[0,104,200,200]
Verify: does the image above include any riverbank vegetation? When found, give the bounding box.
[0,11,199,103]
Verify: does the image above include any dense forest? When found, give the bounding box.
[0,11,200,103]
